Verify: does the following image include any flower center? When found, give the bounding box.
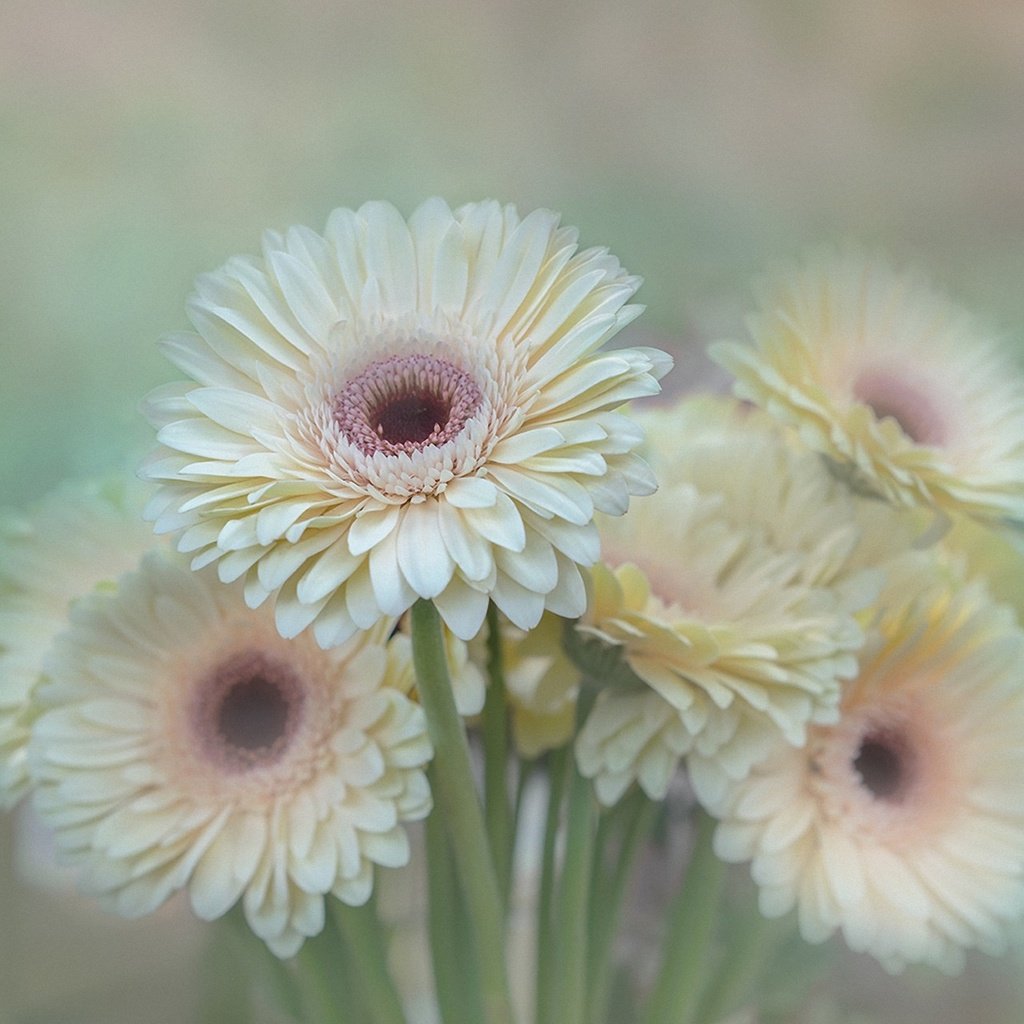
[333,354,483,455]
[852,369,947,446]
[194,653,305,771]
[853,728,912,802]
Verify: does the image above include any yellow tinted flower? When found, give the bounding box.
[712,252,1024,525]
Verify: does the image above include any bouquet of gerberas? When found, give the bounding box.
[4,200,1024,1024]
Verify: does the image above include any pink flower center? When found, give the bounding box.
[193,653,305,772]
[333,354,483,455]
[853,727,914,803]
[852,369,947,446]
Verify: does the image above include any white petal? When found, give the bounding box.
[359,200,417,314]
[348,506,401,556]
[491,573,545,631]
[396,503,455,598]
[433,578,491,641]
[295,539,364,605]
[437,500,494,582]
[460,492,526,552]
[369,529,417,616]
[443,476,499,509]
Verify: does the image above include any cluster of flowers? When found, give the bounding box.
[2,199,1024,1004]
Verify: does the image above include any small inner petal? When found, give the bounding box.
[853,369,947,446]
[193,652,306,772]
[333,354,483,456]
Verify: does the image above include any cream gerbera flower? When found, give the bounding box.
[0,479,158,807]
[142,199,670,647]
[29,551,432,958]
[711,251,1024,525]
[709,556,1024,973]
[573,396,915,806]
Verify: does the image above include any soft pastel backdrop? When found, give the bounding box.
[2,1,1023,1021]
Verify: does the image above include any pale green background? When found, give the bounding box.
[2,0,1024,1021]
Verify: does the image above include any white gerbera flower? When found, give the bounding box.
[574,399,886,806]
[142,199,670,646]
[29,551,432,958]
[0,479,158,807]
[709,556,1024,974]
[711,251,1024,525]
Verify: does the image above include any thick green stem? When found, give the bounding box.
[695,908,781,1024]
[586,794,658,1024]
[641,810,726,1024]
[297,915,358,1024]
[410,599,513,1024]
[217,908,304,1022]
[551,762,597,1024]
[426,794,486,1024]
[331,900,407,1024]
[483,602,513,904]
[535,746,569,1024]
[198,917,252,1024]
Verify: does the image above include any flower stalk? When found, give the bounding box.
[641,810,726,1024]
[551,762,598,1024]
[535,744,570,1024]
[331,900,407,1024]
[483,602,514,904]
[410,598,513,1024]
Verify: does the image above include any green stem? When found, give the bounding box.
[641,810,726,1024]
[551,762,597,1024]
[586,794,658,1024]
[695,908,783,1024]
[426,795,486,1024]
[198,917,252,1024]
[217,908,304,1022]
[297,915,356,1024]
[410,599,512,1024]
[483,602,513,904]
[535,746,569,1024]
[331,899,407,1024]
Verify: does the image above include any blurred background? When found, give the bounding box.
[2,0,1023,1020]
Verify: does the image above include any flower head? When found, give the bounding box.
[29,551,432,957]
[0,479,158,807]
[711,251,1024,525]
[574,398,886,806]
[142,199,670,646]
[709,556,1024,973]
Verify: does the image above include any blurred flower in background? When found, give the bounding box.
[4,1,1024,1021]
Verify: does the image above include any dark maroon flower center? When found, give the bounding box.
[217,674,290,752]
[853,728,913,802]
[376,392,452,446]
[194,653,305,771]
[333,354,483,455]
